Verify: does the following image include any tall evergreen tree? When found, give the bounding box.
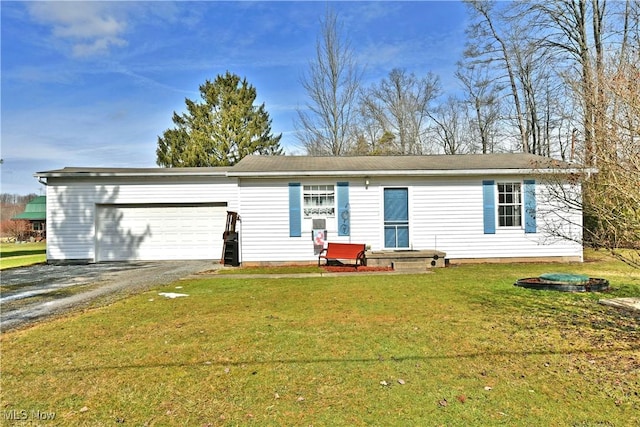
[157,71,282,167]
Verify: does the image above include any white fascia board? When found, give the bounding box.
[35,166,596,180]
[34,170,228,178]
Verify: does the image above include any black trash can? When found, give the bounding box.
[223,232,240,266]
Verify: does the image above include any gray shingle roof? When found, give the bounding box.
[229,153,578,175]
[35,154,583,178]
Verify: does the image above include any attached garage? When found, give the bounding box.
[35,166,238,263]
[95,203,227,261]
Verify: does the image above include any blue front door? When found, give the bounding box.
[384,188,409,248]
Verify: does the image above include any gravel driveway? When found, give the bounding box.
[1,260,216,332]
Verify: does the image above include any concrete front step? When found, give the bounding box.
[392,260,433,272]
[367,249,446,269]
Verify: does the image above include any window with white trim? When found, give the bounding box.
[497,183,522,227]
[303,185,335,218]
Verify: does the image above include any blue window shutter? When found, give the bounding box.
[482,180,496,234]
[337,182,350,236]
[289,183,301,237]
[524,180,537,233]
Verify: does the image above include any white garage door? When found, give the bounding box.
[96,204,227,261]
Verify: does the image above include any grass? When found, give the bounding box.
[1,251,638,426]
[0,241,46,270]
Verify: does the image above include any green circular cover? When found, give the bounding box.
[539,273,590,284]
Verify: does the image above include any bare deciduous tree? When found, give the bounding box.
[463,0,530,153]
[529,0,608,166]
[584,55,640,266]
[359,68,440,154]
[428,96,472,155]
[455,64,502,153]
[539,54,640,268]
[296,9,362,156]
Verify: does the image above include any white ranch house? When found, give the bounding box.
[35,153,586,266]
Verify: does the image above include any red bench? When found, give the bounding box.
[318,242,366,267]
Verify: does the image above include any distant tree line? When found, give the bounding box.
[0,193,38,206]
[297,1,639,165]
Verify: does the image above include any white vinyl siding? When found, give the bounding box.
[45,177,238,262]
[236,176,582,263]
[239,179,302,262]
[45,171,583,264]
[239,179,370,263]
[410,176,582,260]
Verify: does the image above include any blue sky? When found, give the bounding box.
[1,1,469,195]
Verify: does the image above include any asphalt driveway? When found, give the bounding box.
[1,260,216,331]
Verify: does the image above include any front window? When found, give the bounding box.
[32,221,45,232]
[303,185,335,218]
[498,183,522,227]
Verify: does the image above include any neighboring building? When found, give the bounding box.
[12,195,46,241]
[34,154,587,265]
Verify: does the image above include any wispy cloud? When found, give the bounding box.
[26,2,128,57]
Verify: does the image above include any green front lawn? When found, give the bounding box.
[1,252,638,426]
[0,241,46,270]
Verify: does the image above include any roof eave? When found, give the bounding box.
[34,171,229,179]
[228,167,592,178]
[12,214,46,220]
